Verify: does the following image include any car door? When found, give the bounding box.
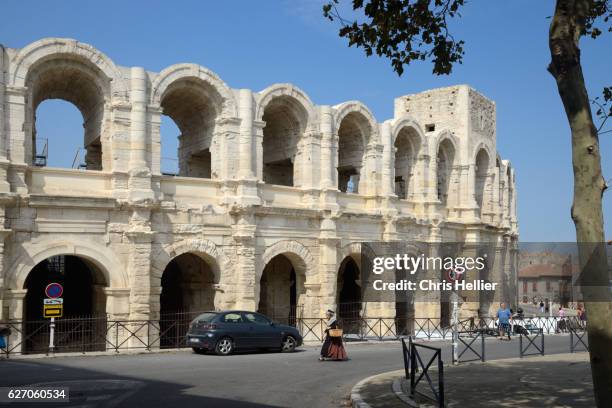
[242,312,281,348]
[220,312,251,348]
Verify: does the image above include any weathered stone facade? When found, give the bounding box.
[0,39,518,347]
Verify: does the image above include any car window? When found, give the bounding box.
[222,313,243,323]
[243,312,271,325]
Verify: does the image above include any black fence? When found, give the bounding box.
[519,329,545,358]
[453,331,485,364]
[570,327,589,353]
[0,315,587,357]
[402,337,444,407]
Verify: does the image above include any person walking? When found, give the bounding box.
[539,300,545,314]
[497,302,512,340]
[319,310,348,361]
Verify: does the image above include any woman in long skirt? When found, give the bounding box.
[319,310,348,361]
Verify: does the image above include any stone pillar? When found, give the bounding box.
[319,106,334,189]
[0,46,10,193]
[234,92,260,205]
[128,67,153,203]
[254,121,265,182]
[238,89,254,179]
[129,67,148,170]
[460,229,481,319]
[316,216,340,341]
[5,86,28,193]
[4,289,26,353]
[231,211,257,311]
[380,122,394,196]
[126,206,154,348]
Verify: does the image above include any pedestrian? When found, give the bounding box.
[319,310,348,361]
[0,326,10,356]
[557,306,567,333]
[497,302,512,341]
[539,301,545,314]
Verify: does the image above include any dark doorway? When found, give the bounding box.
[159,253,216,348]
[337,257,362,334]
[258,255,298,325]
[23,255,107,353]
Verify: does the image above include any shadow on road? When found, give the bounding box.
[0,358,283,408]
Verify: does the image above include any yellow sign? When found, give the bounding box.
[43,304,63,318]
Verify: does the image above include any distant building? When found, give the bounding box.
[518,252,572,306]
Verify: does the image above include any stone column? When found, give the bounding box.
[380,122,395,196]
[238,89,254,179]
[316,216,340,341]
[0,47,10,193]
[5,86,28,193]
[128,67,153,203]
[231,210,257,311]
[126,206,154,348]
[319,106,334,189]
[4,289,26,354]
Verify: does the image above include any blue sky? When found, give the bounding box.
[1,0,610,241]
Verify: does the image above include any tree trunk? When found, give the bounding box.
[548,1,612,405]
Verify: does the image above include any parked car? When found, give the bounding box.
[186,311,303,355]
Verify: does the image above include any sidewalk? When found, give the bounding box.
[351,352,594,408]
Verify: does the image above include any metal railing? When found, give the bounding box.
[570,326,589,353]
[519,328,545,358]
[0,315,583,358]
[453,331,485,364]
[402,337,444,407]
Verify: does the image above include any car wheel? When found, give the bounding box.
[281,335,297,353]
[215,337,234,356]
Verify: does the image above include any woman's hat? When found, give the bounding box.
[326,309,335,315]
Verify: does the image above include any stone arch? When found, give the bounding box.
[390,116,427,150]
[151,238,231,285]
[256,84,316,187]
[255,83,316,130]
[391,117,426,199]
[151,63,237,118]
[258,240,315,283]
[435,130,459,206]
[333,101,378,146]
[474,144,492,214]
[333,102,378,193]
[7,239,127,290]
[10,38,127,96]
[10,39,127,170]
[257,240,316,322]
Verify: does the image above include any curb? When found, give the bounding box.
[391,378,418,408]
[350,374,375,408]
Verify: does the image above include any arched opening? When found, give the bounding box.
[25,57,110,170]
[436,139,456,206]
[159,253,218,348]
[258,254,304,325]
[337,113,369,193]
[159,78,222,178]
[337,256,362,333]
[23,255,107,353]
[394,127,420,199]
[474,149,490,215]
[262,96,307,187]
[159,114,181,176]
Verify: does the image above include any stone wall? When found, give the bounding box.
[0,39,519,350]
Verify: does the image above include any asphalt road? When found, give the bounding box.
[0,335,576,408]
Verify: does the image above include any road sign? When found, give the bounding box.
[44,304,63,318]
[45,283,63,299]
[44,298,63,305]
